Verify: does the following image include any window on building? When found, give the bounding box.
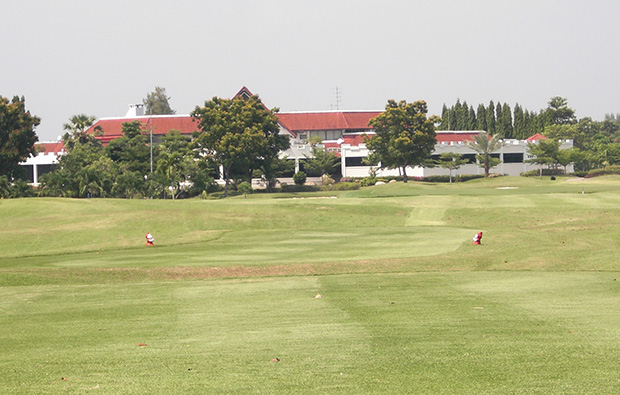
[345,157,366,167]
[503,153,524,163]
[463,154,477,164]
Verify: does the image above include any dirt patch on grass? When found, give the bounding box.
[1,259,430,285]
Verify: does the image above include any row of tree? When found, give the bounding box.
[438,96,620,171]
[437,96,577,139]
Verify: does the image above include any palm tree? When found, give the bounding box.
[467,131,503,177]
[63,114,96,135]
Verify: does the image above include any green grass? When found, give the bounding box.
[2,176,620,393]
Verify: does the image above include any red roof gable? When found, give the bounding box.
[277,111,381,132]
[233,86,254,100]
[526,133,548,142]
[86,116,198,144]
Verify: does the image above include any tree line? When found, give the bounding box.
[3,88,620,198]
[438,96,620,171]
[0,88,344,198]
[437,96,578,139]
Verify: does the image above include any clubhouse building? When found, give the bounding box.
[22,87,573,184]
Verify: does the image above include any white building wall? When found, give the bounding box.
[340,138,574,178]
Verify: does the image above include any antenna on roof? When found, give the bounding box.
[330,86,342,110]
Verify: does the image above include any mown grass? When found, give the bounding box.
[2,176,620,393]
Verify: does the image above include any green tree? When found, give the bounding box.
[39,129,105,197]
[106,121,151,175]
[557,147,582,173]
[437,152,468,183]
[293,171,307,185]
[500,103,514,138]
[155,131,193,199]
[191,95,286,197]
[257,156,294,193]
[513,104,525,139]
[143,86,175,115]
[486,101,496,134]
[63,113,95,136]
[467,104,477,130]
[237,181,252,198]
[0,96,40,179]
[304,146,340,177]
[438,104,449,130]
[365,99,439,183]
[62,114,98,151]
[526,139,561,176]
[544,96,576,126]
[466,131,503,177]
[476,104,487,131]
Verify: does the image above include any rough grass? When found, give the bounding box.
[2,176,620,393]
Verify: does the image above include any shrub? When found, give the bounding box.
[423,175,452,183]
[377,176,404,183]
[318,182,360,191]
[237,181,253,197]
[521,169,566,177]
[359,176,377,187]
[584,166,620,178]
[293,171,307,185]
[280,184,317,192]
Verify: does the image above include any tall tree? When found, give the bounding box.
[365,99,439,182]
[438,104,449,131]
[466,131,503,177]
[513,104,525,139]
[0,96,40,179]
[143,86,176,115]
[62,114,96,150]
[500,103,514,138]
[544,96,576,126]
[191,94,287,196]
[486,101,496,135]
[476,104,487,131]
[63,114,95,135]
[155,131,193,199]
[468,106,477,130]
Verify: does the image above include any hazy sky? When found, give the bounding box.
[2,0,619,141]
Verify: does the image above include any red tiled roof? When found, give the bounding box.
[342,134,369,146]
[435,132,480,143]
[86,116,198,144]
[277,111,381,132]
[36,142,65,153]
[526,133,548,142]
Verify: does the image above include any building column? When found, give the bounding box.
[33,164,39,186]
